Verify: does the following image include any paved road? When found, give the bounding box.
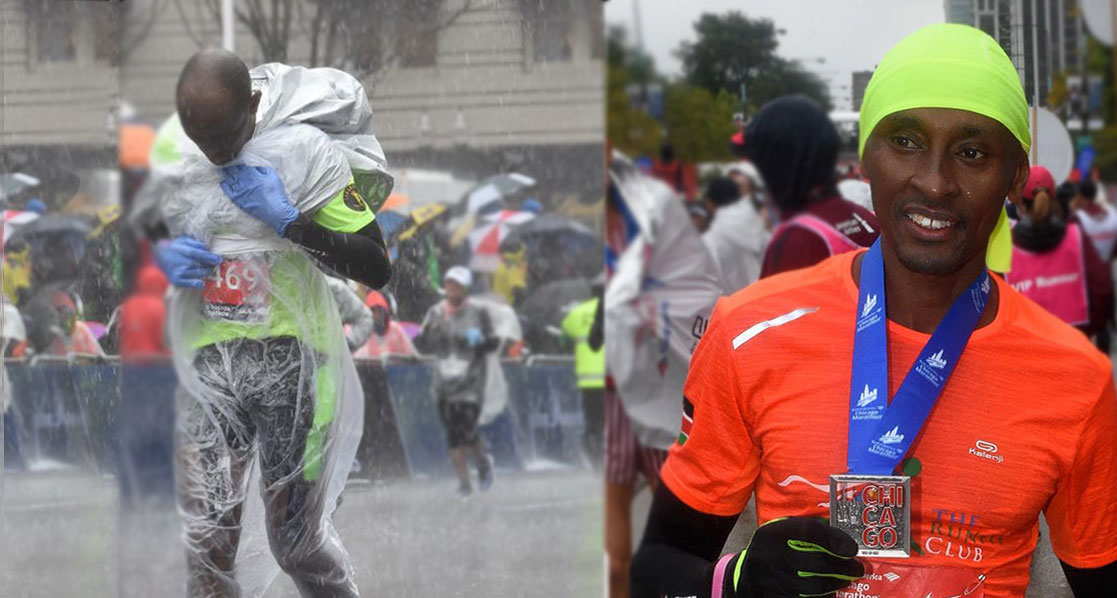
[0,463,1082,598]
[0,469,603,598]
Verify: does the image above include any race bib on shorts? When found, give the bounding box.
[203,257,270,323]
[838,561,985,598]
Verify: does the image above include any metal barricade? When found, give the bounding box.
[2,354,586,493]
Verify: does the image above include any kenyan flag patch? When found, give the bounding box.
[678,397,694,445]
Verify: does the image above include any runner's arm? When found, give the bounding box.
[413,308,442,354]
[476,307,501,353]
[1061,559,1117,596]
[588,293,604,351]
[290,214,392,289]
[630,483,739,598]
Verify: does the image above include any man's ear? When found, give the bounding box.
[1005,147,1030,208]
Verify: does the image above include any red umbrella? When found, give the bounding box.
[2,209,39,246]
[467,210,535,272]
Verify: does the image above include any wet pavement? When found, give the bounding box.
[0,468,603,598]
[0,460,1080,598]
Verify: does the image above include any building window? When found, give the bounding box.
[533,19,573,62]
[397,2,440,68]
[523,0,574,63]
[397,23,438,67]
[36,5,78,63]
[92,4,120,64]
[979,14,996,38]
[588,0,604,59]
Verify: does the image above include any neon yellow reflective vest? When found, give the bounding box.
[561,297,604,390]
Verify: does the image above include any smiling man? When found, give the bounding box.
[630,24,1117,598]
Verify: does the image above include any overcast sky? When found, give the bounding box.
[605,0,946,110]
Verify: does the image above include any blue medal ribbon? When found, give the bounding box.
[848,239,990,474]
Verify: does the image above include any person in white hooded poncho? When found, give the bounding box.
[153,50,392,598]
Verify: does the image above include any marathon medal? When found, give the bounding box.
[830,474,911,558]
[838,240,991,558]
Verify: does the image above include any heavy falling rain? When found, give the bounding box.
[1,0,604,596]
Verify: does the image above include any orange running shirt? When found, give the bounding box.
[662,249,1117,597]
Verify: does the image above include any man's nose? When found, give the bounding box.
[909,150,961,201]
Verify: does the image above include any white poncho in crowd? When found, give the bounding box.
[606,154,728,450]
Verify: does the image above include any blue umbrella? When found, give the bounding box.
[375,210,409,240]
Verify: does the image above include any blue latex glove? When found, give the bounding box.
[464,327,484,348]
[219,165,299,236]
[155,236,222,289]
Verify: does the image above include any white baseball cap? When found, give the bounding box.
[444,265,473,289]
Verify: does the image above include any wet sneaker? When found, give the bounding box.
[477,455,495,492]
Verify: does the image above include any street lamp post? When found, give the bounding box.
[222,0,235,52]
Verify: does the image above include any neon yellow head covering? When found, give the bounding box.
[859,23,1030,272]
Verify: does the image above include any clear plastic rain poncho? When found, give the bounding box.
[159,65,392,598]
[471,297,522,425]
[606,154,728,450]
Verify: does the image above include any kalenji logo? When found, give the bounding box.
[862,294,878,318]
[969,440,1003,464]
[857,384,879,408]
[927,349,948,369]
[878,426,905,445]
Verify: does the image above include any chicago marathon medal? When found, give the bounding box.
[830,474,911,558]
[836,241,991,559]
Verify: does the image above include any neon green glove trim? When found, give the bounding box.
[786,539,857,560]
[795,570,862,581]
[734,517,791,591]
[732,548,746,592]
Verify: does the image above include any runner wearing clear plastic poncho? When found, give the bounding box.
[154,50,392,598]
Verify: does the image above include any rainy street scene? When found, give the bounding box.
[1,0,605,596]
[5,0,1117,597]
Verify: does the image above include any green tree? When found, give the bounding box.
[676,11,831,111]
[663,84,736,162]
[607,26,664,158]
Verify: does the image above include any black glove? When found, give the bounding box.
[722,517,864,598]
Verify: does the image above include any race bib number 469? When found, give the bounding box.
[203,257,269,323]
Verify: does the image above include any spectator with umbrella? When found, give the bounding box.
[492,239,528,307]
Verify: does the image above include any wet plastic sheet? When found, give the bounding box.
[606,156,728,449]
[157,65,393,598]
[470,297,522,426]
[251,63,394,209]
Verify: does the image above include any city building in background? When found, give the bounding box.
[850,70,873,111]
[0,1,120,206]
[119,0,604,215]
[944,0,1099,129]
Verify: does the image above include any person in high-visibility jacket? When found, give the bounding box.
[562,291,605,467]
